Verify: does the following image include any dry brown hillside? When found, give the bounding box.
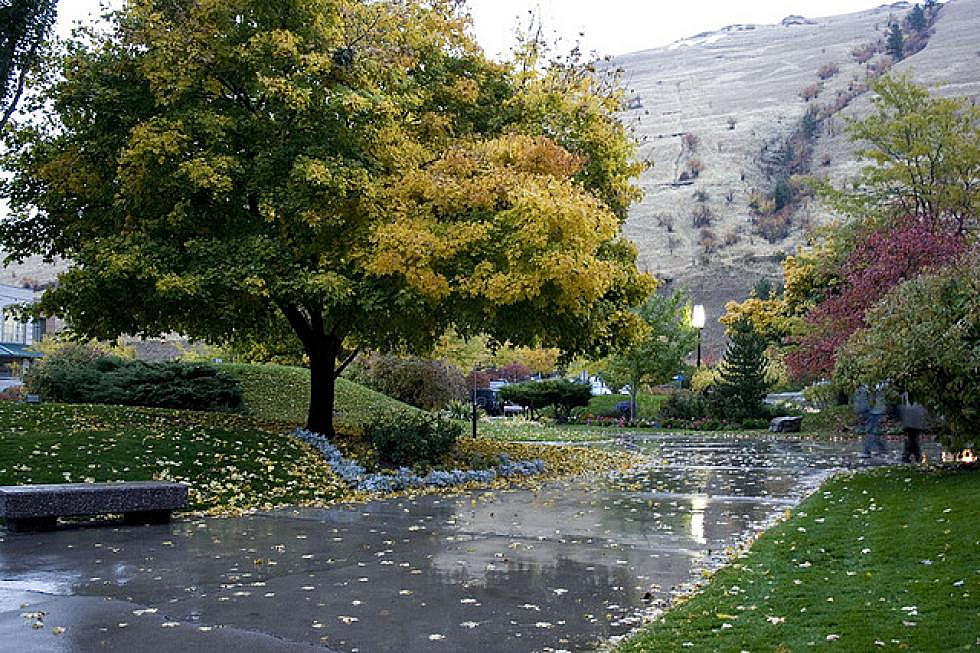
[3,1,979,357]
[616,0,980,355]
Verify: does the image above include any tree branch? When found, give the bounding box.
[334,347,360,376]
[278,301,314,349]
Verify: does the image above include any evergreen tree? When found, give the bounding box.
[886,24,904,60]
[906,4,927,33]
[712,318,771,419]
[0,0,58,130]
[753,277,774,299]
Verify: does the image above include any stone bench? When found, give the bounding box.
[0,481,189,532]
[769,416,804,433]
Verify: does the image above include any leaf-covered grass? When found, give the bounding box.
[218,363,419,429]
[459,438,641,479]
[618,466,980,652]
[469,418,618,442]
[0,401,637,518]
[586,393,666,419]
[0,402,347,514]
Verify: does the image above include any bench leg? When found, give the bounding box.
[123,510,172,525]
[4,517,58,532]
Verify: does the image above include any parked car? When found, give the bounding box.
[472,388,502,416]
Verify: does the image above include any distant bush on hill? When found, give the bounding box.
[345,353,466,411]
[816,62,840,80]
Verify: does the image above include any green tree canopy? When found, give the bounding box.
[835,251,979,449]
[816,75,980,231]
[605,291,697,419]
[1,0,653,436]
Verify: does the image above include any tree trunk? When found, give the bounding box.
[307,340,338,436]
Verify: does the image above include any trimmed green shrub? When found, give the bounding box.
[366,411,462,467]
[26,356,242,412]
[659,391,708,421]
[500,380,591,422]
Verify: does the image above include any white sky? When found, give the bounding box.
[57,0,894,58]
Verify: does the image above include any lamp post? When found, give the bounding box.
[691,304,706,367]
[471,370,479,439]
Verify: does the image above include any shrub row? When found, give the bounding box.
[26,355,242,412]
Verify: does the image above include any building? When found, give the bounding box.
[0,284,46,388]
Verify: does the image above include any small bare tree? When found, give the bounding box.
[682,132,700,152]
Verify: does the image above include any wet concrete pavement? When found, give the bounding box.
[0,434,938,652]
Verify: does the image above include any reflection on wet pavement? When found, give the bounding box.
[0,434,939,652]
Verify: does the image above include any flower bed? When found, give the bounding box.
[293,428,545,493]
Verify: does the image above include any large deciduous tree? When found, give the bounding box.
[785,217,965,380]
[1,0,653,436]
[604,291,696,420]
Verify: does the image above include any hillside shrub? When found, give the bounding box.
[799,83,821,101]
[691,203,713,227]
[852,43,876,63]
[500,380,591,422]
[346,353,466,411]
[817,62,840,80]
[26,356,243,411]
[756,212,792,242]
[699,228,717,253]
[687,157,705,178]
[366,411,461,467]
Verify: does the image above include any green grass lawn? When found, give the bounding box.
[618,465,980,652]
[586,393,665,419]
[0,402,347,514]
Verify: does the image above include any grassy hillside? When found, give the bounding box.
[0,400,639,515]
[0,402,346,514]
[218,363,419,429]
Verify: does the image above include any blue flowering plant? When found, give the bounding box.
[293,427,545,494]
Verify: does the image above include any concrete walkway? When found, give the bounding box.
[0,434,935,652]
